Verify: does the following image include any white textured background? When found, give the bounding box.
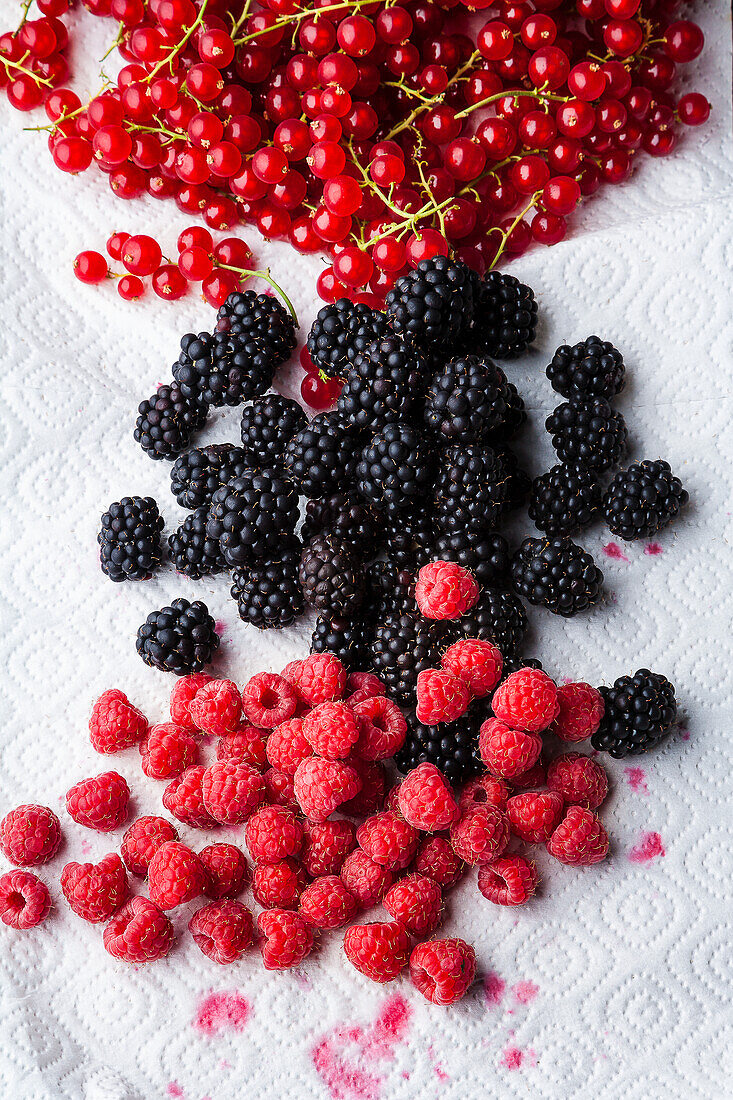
[0,4,731,1099]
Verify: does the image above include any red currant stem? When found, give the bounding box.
[16,0,33,33]
[455,88,565,122]
[414,156,447,237]
[385,50,481,140]
[217,264,298,325]
[347,143,406,221]
[100,23,125,65]
[147,0,212,80]
[128,122,185,143]
[384,81,434,105]
[489,192,541,270]
[3,53,53,87]
[234,0,371,46]
[230,0,256,38]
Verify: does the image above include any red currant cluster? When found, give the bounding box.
[0,0,70,112]
[3,0,710,307]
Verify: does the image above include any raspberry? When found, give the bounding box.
[341,759,386,816]
[340,849,393,907]
[0,805,61,866]
[397,763,459,832]
[241,672,298,728]
[450,806,510,864]
[344,671,386,705]
[479,719,542,778]
[140,723,198,780]
[258,908,314,969]
[352,697,407,761]
[189,900,254,963]
[356,811,419,870]
[190,679,242,735]
[491,668,559,732]
[507,791,564,843]
[121,816,178,876]
[415,561,479,620]
[302,820,356,877]
[299,875,358,929]
[409,939,476,1005]
[266,718,312,774]
[547,753,609,809]
[412,836,464,888]
[245,806,304,863]
[296,653,348,705]
[148,841,209,909]
[216,725,267,768]
[344,921,411,983]
[89,689,148,754]
[280,659,304,686]
[478,855,538,907]
[66,773,130,832]
[441,639,503,698]
[163,766,218,829]
[252,858,307,909]
[546,805,609,866]
[263,768,299,810]
[293,757,362,822]
[549,682,605,742]
[0,870,51,929]
[200,843,250,899]
[103,896,174,963]
[383,873,442,935]
[60,853,128,923]
[511,759,547,789]
[201,761,266,824]
[415,668,472,725]
[169,672,212,727]
[458,775,510,814]
[303,701,360,760]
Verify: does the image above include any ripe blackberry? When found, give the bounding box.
[369,613,442,703]
[301,492,380,560]
[445,586,527,654]
[364,561,415,619]
[494,448,532,513]
[337,333,427,429]
[168,508,225,579]
[493,382,527,442]
[546,397,627,472]
[424,355,511,444]
[500,655,544,679]
[385,255,475,349]
[383,503,435,570]
[284,411,361,498]
[230,537,304,629]
[134,383,207,460]
[547,336,625,400]
[299,532,365,616]
[216,290,297,366]
[173,328,276,408]
[395,706,483,786]
[592,669,677,758]
[306,299,389,381]
[602,459,689,541]
[472,271,538,360]
[511,536,603,616]
[170,445,248,509]
[310,614,365,671]
[240,393,307,467]
[433,443,504,534]
[207,468,299,567]
[356,421,436,513]
[98,496,164,582]
[529,462,603,536]
[431,530,510,588]
[136,598,219,675]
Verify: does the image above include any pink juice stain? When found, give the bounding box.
[484,971,506,1006]
[603,542,629,562]
[428,1045,449,1082]
[194,991,251,1036]
[629,831,665,863]
[214,620,227,638]
[312,994,412,1100]
[625,766,649,795]
[644,542,663,555]
[500,1047,537,1071]
[512,981,539,1005]
[167,1085,184,1099]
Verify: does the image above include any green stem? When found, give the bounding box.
[3,52,53,87]
[455,87,566,121]
[100,23,125,64]
[218,263,298,325]
[488,193,541,270]
[385,50,480,140]
[147,0,211,80]
[234,0,370,46]
[16,0,33,33]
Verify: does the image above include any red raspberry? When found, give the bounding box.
[201,761,266,825]
[409,939,476,1005]
[479,718,542,778]
[344,670,385,705]
[245,806,304,863]
[415,561,479,620]
[280,659,304,686]
[241,672,298,728]
[199,843,250,899]
[252,858,307,909]
[356,811,418,870]
[148,841,209,909]
[266,718,312,774]
[0,805,61,866]
[121,816,178,876]
[89,689,147,754]
[547,805,609,866]
[547,752,609,809]
[295,653,347,705]
[293,757,362,822]
[413,836,464,888]
[511,758,548,789]
[352,696,406,760]
[169,672,212,727]
[302,819,356,877]
[459,775,510,814]
[384,781,402,813]
[507,791,564,843]
[450,806,510,864]
[103,896,174,963]
[66,772,130,832]
[299,875,358,929]
[0,869,51,928]
[303,701,360,760]
[416,668,471,725]
[163,766,217,829]
[258,908,314,970]
[384,873,442,935]
[60,853,128,923]
[344,921,411,983]
[478,855,538,907]
[190,679,242,735]
[550,682,605,742]
[340,849,393,907]
[441,639,503,697]
[491,668,559,732]
[341,759,386,816]
[263,767,299,810]
[140,723,198,780]
[216,725,267,768]
[189,900,254,963]
[397,762,459,832]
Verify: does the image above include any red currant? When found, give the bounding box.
[73,251,108,284]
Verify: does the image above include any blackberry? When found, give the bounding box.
[311,614,365,670]
[492,382,527,442]
[170,444,248,509]
[337,332,427,429]
[173,327,275,408]
[168,508,225,579]
[446,586,527,655]
[511,536,603,616]
[207,468,299,567]
[240,393,307,467]
[98,496,164,582]
[385,255,475,348]
[383,503,435,570]
[356,421,436,513]
[592,669,677,758]
[394,705,483,786]
[602,459,689,541]
[136,598,219,675]
[369,612,442,703]
[364,560,415,619]
[230,537,304,629]
[431,529,510,588]
[547,336,625,400]
[134,383,207,460]
[433,443,504,534]
[546,397,627,472]
[472,271,538,359]
[529,462,603,536]
[306,299,388,381]
[216,290,297,366]
[424,355,511,444]
[284,411,361,498]
[494,448,532,513]
[299,531,365,616]
[301,492,381,560]
[500,655,544,679]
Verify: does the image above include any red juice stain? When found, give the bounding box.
[214,620,227,638]
[512,981,539,1005]
[312,994,413,1100]
[167,1086,184,1099]
[603,542,629,562]
[428,1045,449,1082]
[644,542,663,555]
[484,971,506,1006]
[625,766,649,794]
[679,728,690,741]
[629,832,665,863]
[194,991,251,1036]
[500,1047,537,1071]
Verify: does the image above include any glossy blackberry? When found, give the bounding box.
[511,536,603,616]
[445,586,527,654]
[173,327,276,408]
[337,333,427,429]
[424,355,511,444]
[472,271,538,359]
[306,299,389,381]
[433,443,504,534]
[284,411,361,498]
[98,496,164,582]
[168,508,226,579]
[207,468,299,567]
[602,459,689,541]
[136,598,219,675]
[494,448,532,513]
[369,613,442,703]
[170,444,248,509]
[547,336,625,400]
[364,560,416,619]
[299,532,365,616]
[431,529,510,588]
[240,393,307,467]
[383,503,435,570]
[529,462,603,536]
[492,382,527,442]
[230,537,304,629]
[134,383,207,460]
[546,397,627,472]
[385,256,475,349]
[217,290,297,366]
[500,655,544,679]
[592,669,677,758]
[394,705,483,786]
[356,421,436,513]
[310,614,365,670]
[301,492,381,560]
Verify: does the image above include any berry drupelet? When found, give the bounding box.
[471,272,538,360]
[301,492,381,561]
[337,333,428,430]
[230,537,304,629]
[364,561,416,620]
[98,497,164,582]
[136,598,219,675]
[207,468,299,567]
[134,383,207,460]
[356,421,436,513]
[216,290,297,368]
[511,536,604,616]
[431,530,510,589]
[546,397,627,472]
[299,532,365,617]
[546,336,625,400]
[433,443,505,534]
[284,411,362,499]
[170,444,248,509]
[310,615,365,671]
[529,462,603,536]
[383,503,435,571]
[306,299,389,381]
[395,706,483,787]
[385,256,475,349]
[445,586,527,655]
[168,508,225,579]
[369,613,443,704]
[602,459,689,541]
[423,355,511,444]
[592,669,677,758]
[240,394,307,468]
